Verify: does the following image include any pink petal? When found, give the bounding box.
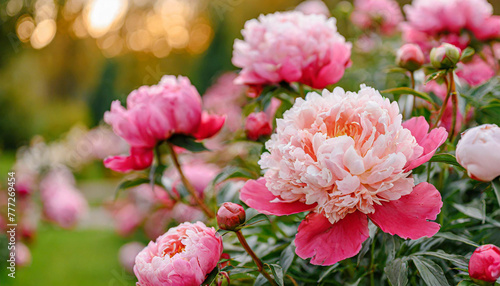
[192,112,226,140]
[104,147,154,173]
[295,211,369,265]
[403,116,448,171]
[368,182,443,240]
[239,178,316,216]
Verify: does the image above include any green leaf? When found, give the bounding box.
[385,258,409,286]
[268,264,284,286]
[386,67,411,74]
[279,243,295,274]
[169,134,209,152]
[115,177,150,200]
[318,264,338,283]
[434,232,479,248]
[414,251,468,269]
[381,87,439,108]
[460,47,475,62]
[453,203,485,221]
[426,70,447,83]
[254,274,268,286]
[241,214,270,228]
[411,256,448,286]
[201,266,219,285]
[429,153,466,171]
[213,167,256,185]
[492,179,500,208]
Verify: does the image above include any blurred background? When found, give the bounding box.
[0,0,499,285]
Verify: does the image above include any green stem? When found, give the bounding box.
[235,230,278,286]
[432,73,452,129]
[298,83,305,98]
[449,73,458,142]
[166,142,215,218]
[410,71,416,116]
[369,231,378,286]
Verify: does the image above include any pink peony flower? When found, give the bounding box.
[232,11,351,89]
[422,81,463,134]
[40,168,88,229]
[134,222,223,286]
[169,161,220,200]
[469,244,500,283]
[351,0,403,35]
[216,202,246,231]
[104,76,225,173]
[245,112,273,141]
[295,0,330,17]
[456,124,500,182]
[396,43,425,71]
[456,55,496,87]
[119,242,145,273]
[16,242,31,267]
[110,201,145,237]
[241,86,447,265]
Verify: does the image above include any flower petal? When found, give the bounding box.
[368,182,443,240]
[295,211,369,265]
[192,112,226,140]
[403,116,448,171]
[239,178,316,216]
[104,147,154,173]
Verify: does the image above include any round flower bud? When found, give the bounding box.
[469,244,500,283]
[430,43,461,69]
[456,124,500,182]
[396,44,425,71]
[245,112,273,141]
[217,202,246,231]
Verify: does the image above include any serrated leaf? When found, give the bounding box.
[268,264,284,286]
[429,153,466,171]
[381,87,439,108]
[201,266,219,285]
[411,256,448,286]
[115,177,150,200]
[279,243,295,274]
[492,179,500,208]
[169,134,209,152]
[414,251,468,269]
[434,232,479,247]
[385,258,409,286]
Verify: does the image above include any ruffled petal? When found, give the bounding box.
[104,147,154,173]
[295,211,369,265]
[403,116,448,171]
[192,112,226,140]
[239,178,316,216]
[368,182,443,240]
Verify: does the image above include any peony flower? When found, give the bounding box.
[351,0,403,35]
[217,202,246,231]
[469,244,500,283]
[104,76,225,173]
[456,55,496,87]
[40,168,88,229]
[240,86,447,265]
[110,202,145,237]
[295,0,330,17]
[456,124,500,182]
[119,242,145,273]
[245,112,273,141]
[134,222,223,286]
[232,11,351,89]
[169,161,220,200]
[396,44,425,71]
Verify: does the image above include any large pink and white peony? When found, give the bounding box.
[232,11,351,89]
[104,76,225,173]
[134,222,223,286]
[241,86,448,265]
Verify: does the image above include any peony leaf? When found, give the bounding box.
[459,47,475,62]
[429,153,466,171]
[492,178,500,208]
[201,266,219,286]
[414,251,468,269]
[267,264,284,286]
[241,213,271,229]
[385,258,409,286]
[279,243,295,274]
[114,177,150,200]
[411,256,448,286]
[168,134,209,152]
[434,232,479,248]
[381,87,439,108]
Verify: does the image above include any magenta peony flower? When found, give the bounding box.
[40,168,88,229]
[104,76,225,173]
[469,244,500,283]
[232,11,351,89]
[245,112,273,141]
[457,55,496,87]
[240,86,447,265]
[119,242,145,273]
[295,0,330,17]
[351,0,403,35]
[456,124,500,182]
[134,222,223,286]
[216,202,246,231]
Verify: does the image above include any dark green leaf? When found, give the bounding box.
[381,87,439,108]
[385,258,409,286]
[115,177,150,200]
[429,153,466,171]
[268,264,284,286]
[434,232,479,247]
[279,243,295,274]
[242,213,270,228]
[169,134,209,152]
[201,266,219,285]
[411,256,448,286]
[318,264,339,283]
[213,167,256,185]
[492,179,500,208]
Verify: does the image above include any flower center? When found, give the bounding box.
[162,240,186,258]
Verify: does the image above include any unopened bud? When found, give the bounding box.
[430,43,461,69]
[396,44,425,71]
[245,112,273,141]
[217,202,246,231]
[469,244,500,283]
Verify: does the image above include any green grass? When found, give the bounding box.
[0,228,136,286]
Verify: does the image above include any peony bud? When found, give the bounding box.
[469,244,500,283]
[245,112,273,141]
[430,43,461,69]
[456,124,500,182]
[396,44,425,71]
[217,202,246,231]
